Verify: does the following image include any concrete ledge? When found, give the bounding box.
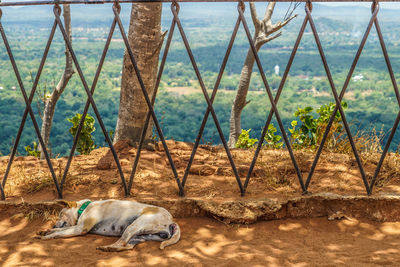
[2,193,400,224]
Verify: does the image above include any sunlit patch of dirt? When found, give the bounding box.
[1,209,400,266]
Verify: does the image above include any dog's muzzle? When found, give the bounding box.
[169,223,177,236]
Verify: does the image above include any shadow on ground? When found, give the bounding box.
[1,208,400,266]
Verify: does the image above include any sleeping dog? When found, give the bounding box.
[36,199,180,252]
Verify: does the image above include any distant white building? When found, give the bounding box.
[274,64,280,75]
[0,86,3,90]
[352,74,364,82]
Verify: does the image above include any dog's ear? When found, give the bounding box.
[57,200,78,208]
[160,223,180,249]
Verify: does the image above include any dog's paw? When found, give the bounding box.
[97,245,133,252]
[97,245,118,252]
[36,230,49,236]
[35,235,53,240]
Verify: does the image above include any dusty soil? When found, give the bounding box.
[1,140,399,202]
[1,142,400,265]
[2,209,400,266]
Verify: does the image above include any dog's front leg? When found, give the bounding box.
[37,225,85,240]
[37,216,98,240]
[37,226,74,236]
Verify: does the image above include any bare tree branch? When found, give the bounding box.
[39,4,74,159]
[271,14,297,33]
[256,31,282,47]
[284,2,301,20]
[263,2,276,21]
[249,3,260,32]
[228,2,299,147]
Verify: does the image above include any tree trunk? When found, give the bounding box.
[114,3,162,147]
[227,3,297,148]
[227,39,262,148]
[39,4,74,159]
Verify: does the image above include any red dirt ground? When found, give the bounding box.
[2,211,400,266]
[1,141,400,266]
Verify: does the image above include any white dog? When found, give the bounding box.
[36,199,181,252]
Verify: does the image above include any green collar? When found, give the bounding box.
[77,201,91,218]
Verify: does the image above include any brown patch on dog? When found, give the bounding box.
[68,201,78,208]
[141,207,159,215]
[83,218,97,232]
[57,200,77,208]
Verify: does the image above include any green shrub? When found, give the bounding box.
[235,129,258,148]
[290,102,347,149]
[235,102,347,150]
[264,124,283,149]
[67,113,96,155]
[24,141,41,158]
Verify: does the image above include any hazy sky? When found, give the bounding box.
[319,2,400,9]
[2,0,400,12]
[2,0,400,7]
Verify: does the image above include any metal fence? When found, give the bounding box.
[0,0,399,200]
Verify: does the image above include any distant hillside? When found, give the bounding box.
[0,1,399,156]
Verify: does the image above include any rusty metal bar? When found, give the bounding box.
[53,4,129,196]
[238,1,307,193]
[305,2,371,194]
[2,0,399,7]
[128,3,178,193]
[244,13,309,191]
[171,1,245,195]
[59,5,119,192]
[181,14,241,188]
[305,1,379,190]
[0,8,62,199]
[113,3,185,196]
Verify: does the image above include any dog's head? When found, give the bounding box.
[54,207,77,228]
[54,199,90,228]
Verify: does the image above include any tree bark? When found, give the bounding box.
[228,37,263,148]
[227,3,296,148]
[114,3,163,147]
[39,4,74,159]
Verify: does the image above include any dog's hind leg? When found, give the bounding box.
[97,215,164,252]
[128,238,146,245]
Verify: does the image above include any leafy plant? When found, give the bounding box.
[264,124,283,149]
[109,130,114,141]
[235,129,258,148]
[290,102,347,149]
[24,141,41,158]
[67,113,96,155]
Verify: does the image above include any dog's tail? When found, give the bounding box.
[160,222,180,249]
